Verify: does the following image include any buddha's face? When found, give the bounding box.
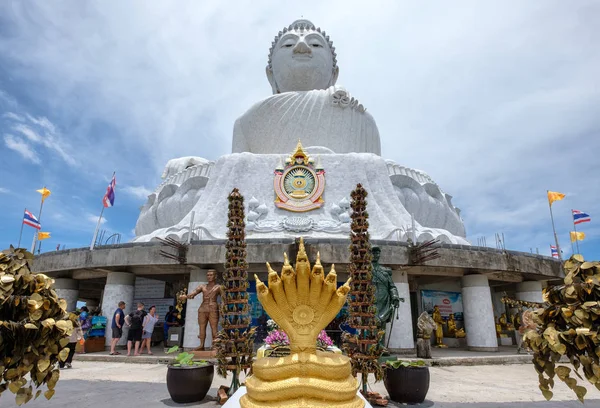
[268,30,338,93]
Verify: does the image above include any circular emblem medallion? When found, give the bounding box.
[283,166,316,199]
[274,140,326,212]
[293,305,315,325]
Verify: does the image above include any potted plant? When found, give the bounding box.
[166,346,214,403]
[383,360,430,404]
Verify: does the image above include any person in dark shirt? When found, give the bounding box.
[110,301,126,355]
[125,302,147,356]
[163,305,179,346]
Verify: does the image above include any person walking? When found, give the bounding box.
[140,305,159,355]
[125,302,147,356]
[60,313,83,369]
[110,301,126,355]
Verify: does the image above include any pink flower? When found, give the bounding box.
[317,330,334,348]
[265,329,290,346]
[264,329,334,348]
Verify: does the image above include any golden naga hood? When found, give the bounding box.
[241,238,363,408]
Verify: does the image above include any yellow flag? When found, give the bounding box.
[547,190,565,206]
[38,232,51,240]
[36,187,51,202]
[570,231,585,242]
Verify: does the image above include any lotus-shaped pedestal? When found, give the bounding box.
[241,238,363,408]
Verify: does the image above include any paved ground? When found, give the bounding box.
[3,362,599,408]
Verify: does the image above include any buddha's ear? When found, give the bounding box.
[329,66,339,87]
[266,66,279,94]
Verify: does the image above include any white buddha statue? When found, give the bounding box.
[133,19,468,246]
[232,19,381,155]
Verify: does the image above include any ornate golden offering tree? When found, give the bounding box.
[241,238,363,408]
[0,247,72,405]
[523,254,600,402]
[214,188,255,395]
[343,184,385,394]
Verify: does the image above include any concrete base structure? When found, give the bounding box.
[386,269,415,353]
[53,278,79,313]
[462,274,498,352]
[516,281,543,303]
[101,272,135,347]
[33,239,562,355]
[182,269,210,350]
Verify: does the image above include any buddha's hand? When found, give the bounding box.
[255,245,350,354]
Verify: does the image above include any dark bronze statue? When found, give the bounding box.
[371,247,400,326]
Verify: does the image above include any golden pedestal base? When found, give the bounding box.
[241,351,363,408]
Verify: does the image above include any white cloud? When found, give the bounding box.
[121,185,153,200]
[4,134,41,164]
[4,115,77,166]
[0,187,9,194]
[2,112,24,121]
[86,214,107,225]
[13,123,42,142]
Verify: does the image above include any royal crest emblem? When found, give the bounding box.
[274,141,325,212]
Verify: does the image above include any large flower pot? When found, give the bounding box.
[166,363,214,403]
[383,365,430,404]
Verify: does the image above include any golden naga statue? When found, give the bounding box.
[241,238,363,408]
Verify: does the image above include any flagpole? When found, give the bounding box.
[17,208,26,248]
[570,234,575,254]
[572,210,581,254]
[547,191,562,261]
[90,205,105,250]
[30,189,47,253]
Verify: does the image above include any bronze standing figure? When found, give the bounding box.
[180,269,223,350]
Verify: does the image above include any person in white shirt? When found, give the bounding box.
[140,305,159,355]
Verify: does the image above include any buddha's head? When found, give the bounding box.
[267,19,339,94]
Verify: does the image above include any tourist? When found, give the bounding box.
[59,313,83,369]
[140,305,159,355]
[125,302,147,356]
[163,305,179,346]
[79,306,91,353]
[110,301,126,355]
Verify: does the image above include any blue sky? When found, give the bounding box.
[0,1,599,260]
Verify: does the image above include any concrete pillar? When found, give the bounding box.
[461,274,498,351]
[183,269,209,350]
[515,281,543,349]
[101,272,135,347]
[386,269,414,352]
[516,281,543,303]
[53,278,79,313]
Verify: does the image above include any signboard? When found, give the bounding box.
[420,290,463,321]
[132,298,175,323]
[134,277,166,299]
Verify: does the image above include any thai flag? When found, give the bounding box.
[572,210,591,225]
[102,174,116,208]
[23,209,41,230]
[550,245,559,258]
